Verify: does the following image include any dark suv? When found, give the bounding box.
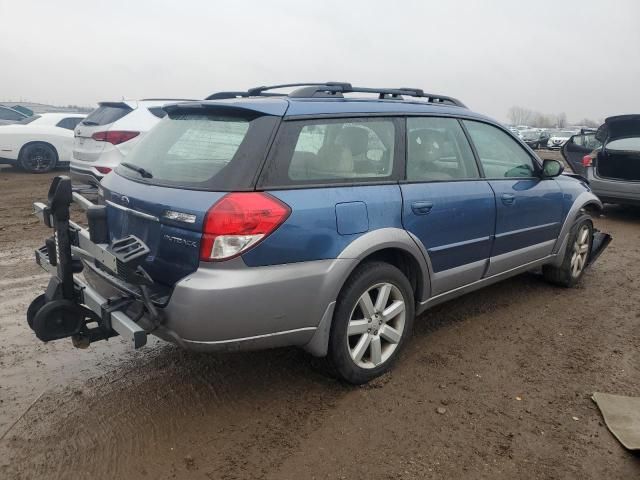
[28,83,610,384]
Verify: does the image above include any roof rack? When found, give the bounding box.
[140,98,198,101]
[205,82,466,107]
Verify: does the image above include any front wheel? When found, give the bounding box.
[543,216,593,287]
[327,261,415,384]
[19,143,58,173]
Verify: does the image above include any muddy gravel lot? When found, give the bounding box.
[1,154,639,479]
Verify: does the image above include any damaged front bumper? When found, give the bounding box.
[588,230,612,266]
[27,176,162,349]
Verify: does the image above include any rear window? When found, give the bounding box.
[82,104,132,126]
[260,117,400,187]
[115,109,278,191]
[606,137,640,151]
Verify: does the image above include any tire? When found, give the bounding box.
[543,215,593,287]
[327,261,415,384]
[19,142,58,173]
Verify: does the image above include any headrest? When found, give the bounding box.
[336,127,369,156]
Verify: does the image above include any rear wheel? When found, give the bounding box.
[327,261,415,384]
[19,142,58,173]
[543,216,593,287]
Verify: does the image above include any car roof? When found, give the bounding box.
[164,96,495,124]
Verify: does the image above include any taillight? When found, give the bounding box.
[91,130,140,145]
[200,192,291,261]
[94,166,112,174]
[582,154,593,167]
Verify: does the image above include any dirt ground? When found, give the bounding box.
[1,153,639,479]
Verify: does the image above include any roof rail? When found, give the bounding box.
[140,98,197,101]
[205,82,466,107]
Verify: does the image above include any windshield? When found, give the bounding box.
[115,110,278,190]
[553,131,575,137]
[521,131,539,140]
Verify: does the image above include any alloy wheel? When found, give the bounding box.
[570,225,590,278]
[347,282,406,369]
[24,146,54,172]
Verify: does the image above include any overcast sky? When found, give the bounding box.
[1,0,638,123]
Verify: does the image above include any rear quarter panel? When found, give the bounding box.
[242,185,404,266]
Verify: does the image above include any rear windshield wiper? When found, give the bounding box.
[120,162,153,178]
[81,120,99,126]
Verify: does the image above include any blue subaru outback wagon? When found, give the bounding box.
[28,83,611,384]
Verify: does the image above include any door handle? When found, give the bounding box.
[501,193,516,206]
[411,201,433,215]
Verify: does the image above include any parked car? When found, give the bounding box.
[583,115,640,206]
[0,105,29,125]
[70,99,193,188]
[562,131,602,175]
[0,113,85,172]
[547,130,577,150]
[27,82,610,384]
[521,129,550,149]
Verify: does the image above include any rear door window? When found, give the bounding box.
[407,117,479,181]
[463,120,537,178]
[56,117,83,130]
[82,104,132,126]
[115,110,279,191]
[262,117,400,186]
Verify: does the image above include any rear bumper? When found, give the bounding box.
[587,170,640,205]
[82,255,351,352]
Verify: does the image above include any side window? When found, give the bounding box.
[463,120,536,178]
[407,117,479,181]
[583,133,602,150]
[56,117,83,130]
[267,118,397,185]
[572,135,584,146]
[0,107,25,121]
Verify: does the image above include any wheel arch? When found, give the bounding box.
[551,191,602,262]
[303,228,432,357]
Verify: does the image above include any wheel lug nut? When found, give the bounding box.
[367,328,371,333]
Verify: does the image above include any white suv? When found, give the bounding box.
[70,99,192,187]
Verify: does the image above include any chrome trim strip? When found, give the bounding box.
[494,222,559,238]
[105,200,159,222]
[181,327,317,346]
[429,235,492,252]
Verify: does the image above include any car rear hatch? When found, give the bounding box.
[98,100,286,286]
[595,115,640,182]
[73,101,136,163]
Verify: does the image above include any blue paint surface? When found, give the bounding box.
[335,202,369,235]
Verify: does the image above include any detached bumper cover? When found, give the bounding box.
[588,231,612,266]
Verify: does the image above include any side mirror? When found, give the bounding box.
[542,159,564,178]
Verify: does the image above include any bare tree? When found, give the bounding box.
[555,112,567,128]
[578,118,600,128]
[507,106,534,126]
